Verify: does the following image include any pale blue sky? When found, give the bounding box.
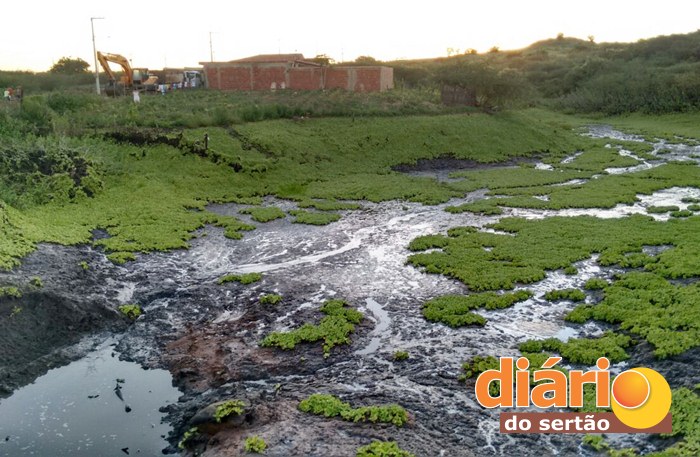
[2,0,698,71]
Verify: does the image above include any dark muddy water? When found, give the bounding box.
[0,340,180,457]
[0,126,697,456]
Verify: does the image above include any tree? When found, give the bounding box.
[435,61,528,108]
[309,54,334,66]
[49,57,90,74]
[353,56,379,65]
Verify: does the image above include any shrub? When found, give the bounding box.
[564,265,578,275]
[118,304,142,320]
[583,278,608,290]
[0,286,22,298]
[422,290,532,327]
[244,436,267,454]
[518,332,631,364]
[239,206,286,223]
[215,399,246,422]
[544,288,586,302]
[288,209,341,226]
[298,394,408,427]
[261,299,363,357]
[178,427,199,450]
[260,293,282,305]
[356,441,415,457]
[218,272,262,285]
[646,205,680,214]
[393,351,410,361]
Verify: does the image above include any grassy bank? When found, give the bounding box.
[0,103,591,268]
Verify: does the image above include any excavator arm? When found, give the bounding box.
[96,51,134,86]
[96,51,158,95]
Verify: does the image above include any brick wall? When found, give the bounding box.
[203,62,393,92]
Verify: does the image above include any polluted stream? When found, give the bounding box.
[0,126,698,456]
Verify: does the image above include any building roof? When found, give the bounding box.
[229,54,306,64]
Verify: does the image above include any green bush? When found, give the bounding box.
[0,286,22,298]
[214,400,245,422]
[518,332,631,364]
[356,441,415,457]
[288,209,341,226]
[422,290,532,327]
[178,427,199,450]
[239,206,286,222]
[260,293,282,305]
[393,351,410,361]
[298,394,408,427]
[261,299,363,357]
[584,278,608,290]
[218,272,263,285]
[566,272,700,358]
[118,304,142,320]
[244,435,267,454]
[647,205,680,214]
[544,288,586,302]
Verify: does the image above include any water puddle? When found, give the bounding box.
[355,298,391,356]
[0,340,180,457]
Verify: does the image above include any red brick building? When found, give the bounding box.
[201,54,393,92]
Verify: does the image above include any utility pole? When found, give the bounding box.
[91,17,105,95]
[209,32,213,62]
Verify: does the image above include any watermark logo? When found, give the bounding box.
[474,357,672,434]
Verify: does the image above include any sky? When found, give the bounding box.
[2,0,699,72]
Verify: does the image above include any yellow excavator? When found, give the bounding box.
[96,51,159,96]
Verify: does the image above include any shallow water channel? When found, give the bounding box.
[0,126,698,456]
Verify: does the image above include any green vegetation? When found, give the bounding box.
[566,272,700,358]
[260,293,282,305]
[671,209,694,218]
[261,299,363,357]
[583,278,608,290]
[79,261,89,270]
[288,209,341,226]
[563,265,578,275]
[9,306,22,318]
[178,427,199,450]
[647,205,680,214]
[518,332,632,364]
[298,394,408,427]
[118,304,142,320]
[0,286,22,298]
[244,436,268,454]
[393,351,410,361]
[582,385,700,456]
[2,100,601,270]
[214,399,246,423]
[687,204,700,211]
[30,276,43,287]
[460,356,499,380]
[356,441,415,457]
[543,288,586,302]
[408,215,700,292]
[422,290,532,327]
[240,206,286,222]
[218,272,262,285]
